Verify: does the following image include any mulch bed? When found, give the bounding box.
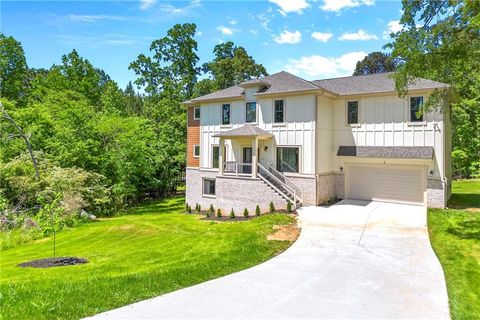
[194,211,297,222]
[18,257,88,268]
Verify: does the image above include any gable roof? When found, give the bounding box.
[184,71,448,105]
[212,125,273,138]
[312,73,447,96]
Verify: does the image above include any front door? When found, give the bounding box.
[242,147,252,174]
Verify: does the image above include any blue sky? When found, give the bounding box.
[2,0,404,89]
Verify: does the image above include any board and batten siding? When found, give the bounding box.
[198,93,316,174]
[329,93,445,178]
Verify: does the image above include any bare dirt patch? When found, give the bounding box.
[267,222,300,241]
[18,257,88,268]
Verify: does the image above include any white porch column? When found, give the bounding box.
[252,136,258,178]
[219,137,225,176]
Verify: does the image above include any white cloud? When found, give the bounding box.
[274,30,302,44]
[67,14,124,23]
[320,0,374,12]
[229,19,238,25]
[311,31,333,43]
[339,29,378,41]
[284,51,368,78]
[140,0,156,10]
[383,20,402,39]
[257,12,271,31]
[249,29,259,35]
[217,25,235,36]
[268,0,310,14]
[157,0,201,15]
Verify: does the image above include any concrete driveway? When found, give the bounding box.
[87,200,450,319]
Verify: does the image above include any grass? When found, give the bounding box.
[0,196,295,320]
[428,180,480,320]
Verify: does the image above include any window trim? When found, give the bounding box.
[408,96,426,125]
[193,145,200,158]
[273,99,286,125]
[275,145,301,173]
[193,107,200,120]
[202,178,216,198]
[211,144,227,168]
[245,101,257,124]
[346,100,360,126]
[221,103,231,125]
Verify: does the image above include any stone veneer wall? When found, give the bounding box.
[334,173,345,199]
[186,168,287,215]
[284,174,317,206]
[427,178,447,208]
[316,173,336,204]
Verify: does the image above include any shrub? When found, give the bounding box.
[187,205,192,214]
[269,201,275,213]
[209,204,215,216]
[287,201,293,213]
[243,208,249,218]
[185,202,189,212]
[255,205,261,216]
[217,208,222,218]
[230,208,235,219]
[196,204,201,213]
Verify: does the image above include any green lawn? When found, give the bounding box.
[428,180,480,320]
[0,197,295,320]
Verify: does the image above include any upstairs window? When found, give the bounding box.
[246,102,257,123]
[274,100,285,123]
[222,104,231,125]
[347,101,359,125]
[410,96,424,122]
[193,145,200,158]
[193,107,200,120]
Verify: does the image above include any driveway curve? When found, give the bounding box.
[87,200,450,319]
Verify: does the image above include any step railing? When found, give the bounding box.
[258,163,302,207]
[268,165,303,203]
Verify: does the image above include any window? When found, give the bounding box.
[212,146,227,168]
[193,145,200,158]
[203,179,216,196]
[222,104,230,125]
[274,100,285,123]
[410,96,424,122]
[193,107,200,120]
[246,102,257,123]
[276,147,299,173]
[347,101,359,125]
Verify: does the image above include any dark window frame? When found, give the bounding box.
[347,101,359,125]
[212,145,227,168]
[274,100,285,123]
[245,102,257,123]
[202,178,216,196]
[276,146,300,173]
[409,96,424,122]
[222,104,231,125]
[193,145,200,158]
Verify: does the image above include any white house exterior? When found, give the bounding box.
[184,72,451,214]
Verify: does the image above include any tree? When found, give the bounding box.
[387,0,480,178]
[0,33,28,101]
[202,41,268,90]
[129,23,199,99]
[123,81,143,115]
[353,52,397,76]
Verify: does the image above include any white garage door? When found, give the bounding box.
[346,164,426,205]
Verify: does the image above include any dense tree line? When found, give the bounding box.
[0,24,267,238]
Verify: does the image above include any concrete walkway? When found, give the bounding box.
[87,200,450,319]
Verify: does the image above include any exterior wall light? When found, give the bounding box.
[340,166,344,172]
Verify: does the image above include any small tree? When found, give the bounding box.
[255,205,261,216]
[269,201,275,213]
[230,208,235,219]
[196,204,201,213]
[209,204,215,216]
[287,201,293,213]
[185,202,189,212]
[217,208,222,218]
[187,205,192,214]
[243,208,249,218]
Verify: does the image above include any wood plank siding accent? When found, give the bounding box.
[187,107,200,167]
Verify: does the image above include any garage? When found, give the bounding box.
[345,163,426,205]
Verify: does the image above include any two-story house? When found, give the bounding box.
[184,71,451,214]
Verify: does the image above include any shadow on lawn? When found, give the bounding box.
[447,219,480,240]
[127,197,185,215]
[449,193,480,209]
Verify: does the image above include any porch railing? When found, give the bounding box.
[223,161,253,176]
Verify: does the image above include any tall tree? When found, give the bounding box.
[202,41,268,90]
[0,33,28,101]
[387,0,480,178]
[129,23,199,99]
[353,52,397,76]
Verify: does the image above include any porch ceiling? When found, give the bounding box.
[213,125,273,139]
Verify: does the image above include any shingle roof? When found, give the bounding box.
[337,146,434,159]
[189,85,244,103]
[313,73,447,96]
[254,71,320,95]
[213,125,273,138]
